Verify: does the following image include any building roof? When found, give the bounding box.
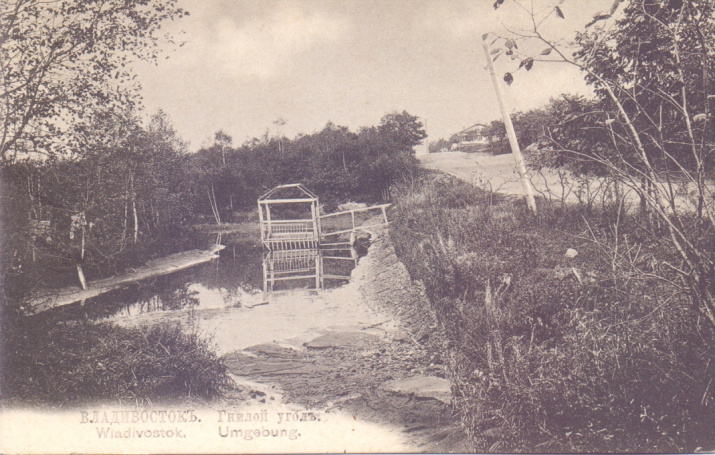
[455,123,488,136]
[258,183,318,202]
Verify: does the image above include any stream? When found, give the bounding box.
[44,235,376,357]
[38,235,414,450]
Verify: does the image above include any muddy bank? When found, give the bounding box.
[221,228,470,452]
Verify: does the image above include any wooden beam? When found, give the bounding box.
[257,201,264,240]
[266,275,318,282]
[260,198,317,204]
[320,223,390,237]
[319,204,391,219]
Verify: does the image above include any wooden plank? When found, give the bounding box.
[319,204,391,219]
[320,222,390,237]
[264,219,313,224]
[26,246,226,315]
[267,275,317,282]
[257,201,265,241]
[259,198,317,204]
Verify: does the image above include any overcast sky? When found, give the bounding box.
[135,0,614,151]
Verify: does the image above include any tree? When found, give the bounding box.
[477,2,714,449]
[489,0,715,327]
[481,102,556,155]
[0,0,188,161]
[377,111,427,153]
[428,138,452,153]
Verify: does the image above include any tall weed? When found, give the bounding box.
[0,312,232,406]
[390,173,714,452]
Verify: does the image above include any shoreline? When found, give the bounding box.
[24,245,225,315]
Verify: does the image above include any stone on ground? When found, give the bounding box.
[305,331,380,349]
[383,376,452,404]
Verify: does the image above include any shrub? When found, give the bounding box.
[0,313,232,406]
[389,172,714,452]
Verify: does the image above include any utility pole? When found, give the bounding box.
[481,34,537,214]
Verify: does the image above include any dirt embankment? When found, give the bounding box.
[220,229,471,452]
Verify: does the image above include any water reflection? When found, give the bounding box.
[39,241,264,322]
[39,238,368,324]
[262,247,359,296]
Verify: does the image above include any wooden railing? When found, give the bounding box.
[259,204,390,250]
[319,204,390,239]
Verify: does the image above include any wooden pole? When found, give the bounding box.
[266,205,272,236]
[257,201,265,242]
[481,35,537,214]
[316,199,321,237]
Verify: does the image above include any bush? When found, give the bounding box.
[389,172,714,452]
[0,313,232,406]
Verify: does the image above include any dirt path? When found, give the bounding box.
[419,150,566,198]
[419,151,710,213]
[216,229,470,453]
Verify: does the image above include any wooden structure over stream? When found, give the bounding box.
[258,183,390,295]
[257,183,390,251]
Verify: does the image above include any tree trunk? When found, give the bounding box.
[130,172,138,243]
[80,222,86,260]
[207,185,221,225]
[122,185,129,244]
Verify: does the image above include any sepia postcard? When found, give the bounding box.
[1,0,713,453]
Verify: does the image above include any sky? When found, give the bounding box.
[134,0,616,151]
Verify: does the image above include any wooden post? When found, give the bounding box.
[482,35,537,214]
[311,202,319,240]
[76,264,88,290]
[315,199,322,238]
[318,251,324,290]
[315,253,320,290]
[257,201,265,242]
[269,260,275,292]
[266,205,272,237]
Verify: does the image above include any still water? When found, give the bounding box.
[7,235,419,452]
[41,235,376,355]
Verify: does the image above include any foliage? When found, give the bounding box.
[0,0,188,161]
[428,137,454,153]
[0,312,231,405]
[481,102,558,155]
[190,111,425,215]
[1,109,423,305]
[1,110,200,303]
[389,172,714,452]
[488,0,715,334]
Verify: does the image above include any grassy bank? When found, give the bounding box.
[0,309,232,407]
[389,172,714,452]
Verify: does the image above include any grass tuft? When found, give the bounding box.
[1,313,232,407]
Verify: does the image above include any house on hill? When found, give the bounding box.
[449,123,490,151]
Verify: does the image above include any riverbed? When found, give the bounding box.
[6,230,469,453]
